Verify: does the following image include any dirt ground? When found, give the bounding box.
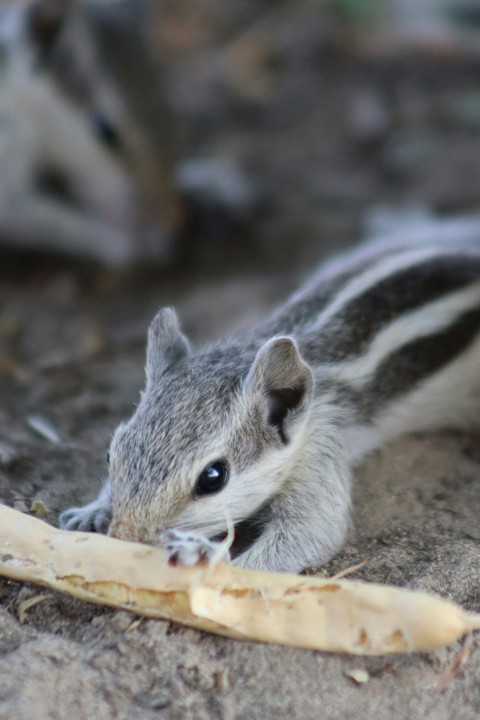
[0,2,480,718]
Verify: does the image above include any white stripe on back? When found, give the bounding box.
[334,281,480,385]
[311,246,480,332]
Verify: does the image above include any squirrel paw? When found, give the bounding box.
[160,529,230,567]
[59,501,111,534]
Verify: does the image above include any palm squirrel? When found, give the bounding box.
[61,217,480,572]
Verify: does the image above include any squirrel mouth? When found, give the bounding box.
[211,502,271,558]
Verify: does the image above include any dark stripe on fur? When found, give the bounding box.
[258,259,382,339]
[308,255,480,362]
[363,305,480,415]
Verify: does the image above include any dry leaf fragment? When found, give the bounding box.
[0,504,479,655]
[30,500,48,518]
[345,668,370,684]
[436,634,475,690]
[125,617,144,633]
[331,560,368,580]
[17,593,50,623]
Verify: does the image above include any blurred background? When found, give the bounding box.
[4,0,480,274]
[1,5,480,712]
[3,0,480,509]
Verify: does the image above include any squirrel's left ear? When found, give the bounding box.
[26,0,72,64]
[145,308,190,388]
[244,337,313,443]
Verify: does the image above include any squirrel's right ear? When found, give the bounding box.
[145,308,190,387]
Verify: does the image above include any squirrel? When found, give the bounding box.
[0,0,257,266]
[0,0,183,265]
[60,216,480,572]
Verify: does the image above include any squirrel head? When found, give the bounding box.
[107,307,314,548]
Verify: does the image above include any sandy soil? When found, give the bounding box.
[0,2,479,718]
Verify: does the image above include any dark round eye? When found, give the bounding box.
[91,113,122,151]
[106,450,110,466]
[194,461,229,497]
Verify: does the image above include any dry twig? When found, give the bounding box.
[0,504,478,655]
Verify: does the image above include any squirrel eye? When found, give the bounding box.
[194,461,229,497]
[92,113,122,151]
[106,450,111,466]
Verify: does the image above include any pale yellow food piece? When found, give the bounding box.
[0,504,478,655]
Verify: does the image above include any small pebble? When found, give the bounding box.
[135,687,171,710]
[215,669,231,694]
[0,441,19,467]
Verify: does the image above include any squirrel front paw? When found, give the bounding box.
[160,529,230,567]
[59,501,111,534]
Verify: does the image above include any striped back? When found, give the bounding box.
[260,233,480,425]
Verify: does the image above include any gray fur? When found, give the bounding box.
[146,308,191,388]
[60,218,480,572]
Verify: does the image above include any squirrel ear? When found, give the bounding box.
[26,0,71,62]
[244,337,313,443]
[145,308,190,387]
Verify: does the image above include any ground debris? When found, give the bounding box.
[0,441,20,468]
[30,500,49,519]
[17,593,50,623]
[27,415,62,445]
[345,668,370,684]
[436,635,476,690]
